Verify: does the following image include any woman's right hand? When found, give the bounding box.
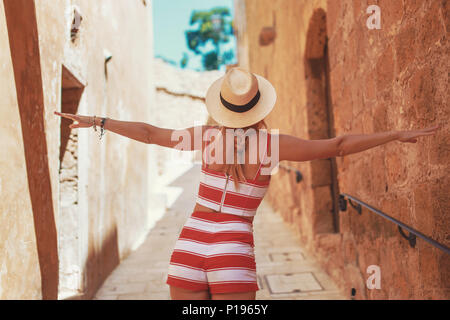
[54,111,93,129]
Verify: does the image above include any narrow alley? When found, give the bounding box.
[1,0,447,301]
[94,164,346,300]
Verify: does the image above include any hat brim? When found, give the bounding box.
[205,73,277,128]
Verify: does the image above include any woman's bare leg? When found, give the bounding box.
[211,291,256,300]
[169,286,211,300]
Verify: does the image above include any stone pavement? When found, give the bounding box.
[94,164,347,300]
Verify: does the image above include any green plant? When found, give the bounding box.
[184,7,235,70]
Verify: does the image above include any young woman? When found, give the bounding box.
[55,68,439,301]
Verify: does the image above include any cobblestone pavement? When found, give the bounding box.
[94,164,347,300]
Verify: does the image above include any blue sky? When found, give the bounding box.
[152,0,236,71]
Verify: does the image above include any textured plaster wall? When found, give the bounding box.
[73,1,154,299]
[0,0,42,300]
[1,0,155,299]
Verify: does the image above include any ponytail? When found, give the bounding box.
[221,119,268,191]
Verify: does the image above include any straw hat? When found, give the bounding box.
[205,67,277,128]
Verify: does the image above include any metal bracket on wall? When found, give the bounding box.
[348,198,362,215]
[104,49,113,79]
[338,195,361,215]
[338,194,347,211]
[398,226,416,248]
[278,163,302,183]
[295,171,303,183]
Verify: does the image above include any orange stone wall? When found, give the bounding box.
[235,0,449,299]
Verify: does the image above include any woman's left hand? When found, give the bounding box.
[54,111,93,129]
[397,124,441,143]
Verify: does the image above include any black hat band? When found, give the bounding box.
[220,90,261,113]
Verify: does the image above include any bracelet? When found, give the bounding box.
[93,115,97,132]
[99,117,108,140]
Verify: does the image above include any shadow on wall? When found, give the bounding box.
[303,8,340,234]
[64,226,120,300]
[4,0,58,299]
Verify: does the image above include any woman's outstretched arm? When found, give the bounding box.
[279,125,440,162]
[55,111,156,144]
[54,111,207,150]
[97,117,155,145]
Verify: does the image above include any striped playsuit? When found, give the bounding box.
[166,129,271,294]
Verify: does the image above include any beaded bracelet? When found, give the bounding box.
[93,115,97,132]
[99,117,108,140]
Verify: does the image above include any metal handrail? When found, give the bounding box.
[339,193,450,255]
[278,163,303,183]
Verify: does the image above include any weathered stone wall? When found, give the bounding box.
[326,0,449,300]
[1,0,156,299]
[235,0,449,299]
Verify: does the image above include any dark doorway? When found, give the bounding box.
[304,8,340,233]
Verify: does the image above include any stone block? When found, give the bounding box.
[265,272,323,294]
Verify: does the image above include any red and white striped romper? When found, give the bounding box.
[166,127,271,294]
